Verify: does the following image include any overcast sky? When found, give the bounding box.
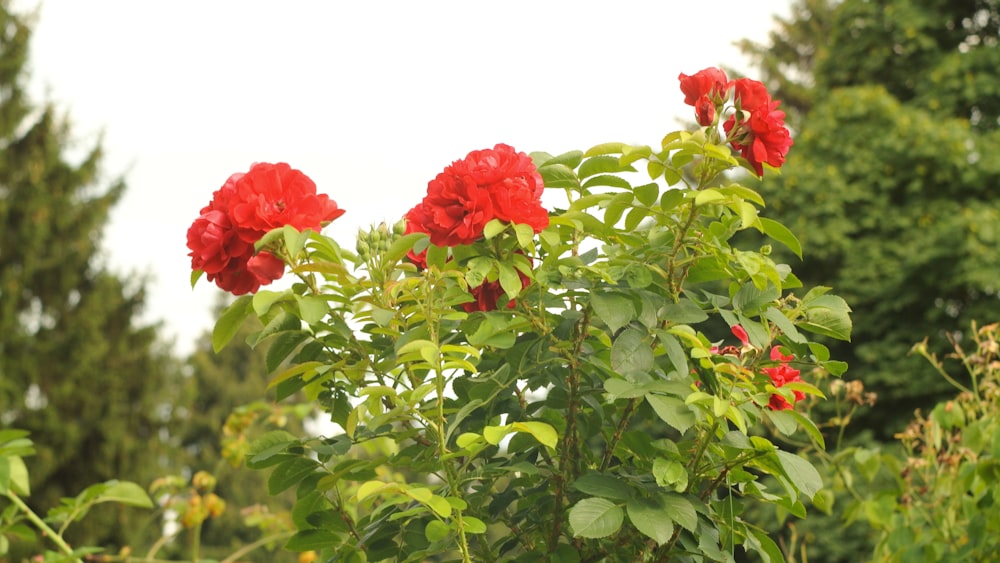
[19,0,792,355]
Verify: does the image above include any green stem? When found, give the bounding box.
[4,491,82,563]
[423,273,472,563]
[219,531,295,563]
[192,522,202,563]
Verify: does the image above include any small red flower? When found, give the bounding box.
[679,67,730,126]
[731,324,750,347]
[762,347,805,410]
[723,78,793,177]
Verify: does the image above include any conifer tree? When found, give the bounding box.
[0,1,178,553]
[740,0,1000,435]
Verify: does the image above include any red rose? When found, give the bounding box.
[762,347,805,410]
[679,68,729,126]
[723,78,793,177]
[187,163,345,294]
[405,144,548,247]
[228,162,345,240]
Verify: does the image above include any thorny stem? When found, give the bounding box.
[600,398,638,471]
[549,308,592,552]
[4,491,82,563]
[423,272,473,563]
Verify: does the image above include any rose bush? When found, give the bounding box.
[189,67,851,561]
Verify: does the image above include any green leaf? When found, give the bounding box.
[660,299,709,324]
[584,142,626,157]
[386,232,428,262]
[590,292,635,334]
[627,497,674,544]
[285,529,344,552]
[776,450,823,501]
[568,498,624,539]
[510,421,558,449]
[425,520,451,542]
[764,307,806,344]
[268,457,320,495]
[652,458,688,492]
[611,328,654,374]
[95,481,153,508]
[463,516,488,534]
[747,527,785,563]
[542,150,584,169]
[660,492,698,533]
[514,223,535,248]
[266,330,310,373]
[212,295,253,352]
[252,289,289,316]
[634,182,659,207]
[539,164,580,189]
[582,174,634,190]
[572,473,632,501]
[283,224,309,257]
[694,188,725,206]
[801,295,853,341]
[578,155,636,178]
[483,218,506,240]
[497,262,522,300]
[8,456,29,496]
[295,295,328,324]
[759,217,802,259]
[646,395,696,434]
[190,269,204,288]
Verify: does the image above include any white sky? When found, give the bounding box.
[19,0,791,356]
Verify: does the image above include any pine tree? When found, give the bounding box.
[739,0,1000,436]
[0,1,179,553]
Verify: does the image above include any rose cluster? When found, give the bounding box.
[762,347,805,411]
[405,144,549,311]
[716,325,805,411]
[187,162,345,295]
[678,67,793,177]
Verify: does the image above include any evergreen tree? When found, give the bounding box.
[738,0,1000,436]
[0,1,179,553]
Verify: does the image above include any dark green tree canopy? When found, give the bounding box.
[0,0,178,552]
[741,0,1000,436]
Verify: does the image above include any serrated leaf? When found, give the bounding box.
[627,497,674,544]
[634,182,659,207]
[425,520,450,542]
[266,330,310,373]
[483,218,506,240]
[568,498,624,539]
[660,492,698,533]
[590,292,635,334]
[212,295,253,352]
[463,516,487,534]
[584,142,626,157]
[95,481,153,508]
[511,421,558,448]
[252,289,288,316]
[285,529,343,552]
[611,328,653,374]
[386,232,428,262]
[646,395,696,434]
[295,295,328,324]
[539,164,580,189]
[572,473,632,501]
[694,188,725,206]
[776,450,823,500]
[760,217,802,259]
[578,155,636,178]
[269,457,320,495]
